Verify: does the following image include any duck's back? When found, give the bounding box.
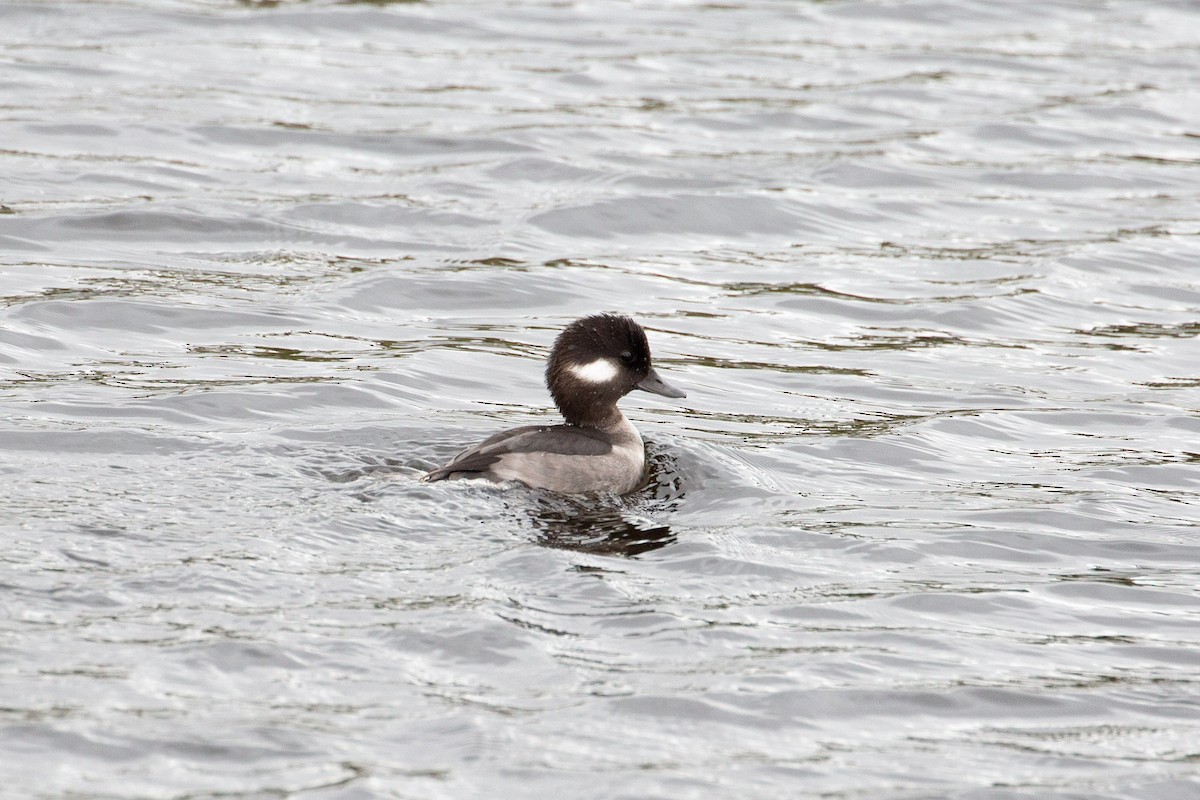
[423,418,646,494]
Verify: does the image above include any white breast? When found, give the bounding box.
[488,416,647,495]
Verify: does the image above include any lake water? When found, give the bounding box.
[2,1,1199,797]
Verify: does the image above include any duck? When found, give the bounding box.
[422,313,685,494]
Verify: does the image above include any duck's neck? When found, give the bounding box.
[557,395,625,430]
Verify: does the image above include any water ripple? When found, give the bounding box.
[3,0,1200,798]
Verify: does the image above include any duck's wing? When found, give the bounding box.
[422,424,612,482]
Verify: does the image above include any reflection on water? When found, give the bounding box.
[528,500,676,558]
[524,449,683,558]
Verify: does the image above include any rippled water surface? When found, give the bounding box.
[3,1,1199,797]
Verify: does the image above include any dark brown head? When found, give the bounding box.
[544,314,685,428]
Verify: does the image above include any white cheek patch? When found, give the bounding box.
[570,358,620,384]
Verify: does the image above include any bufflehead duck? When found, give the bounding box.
[422,313,685,495]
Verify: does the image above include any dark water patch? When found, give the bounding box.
[190,344,356,363]
[1078,321,1200,339]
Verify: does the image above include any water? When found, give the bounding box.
[2,1,1199,797]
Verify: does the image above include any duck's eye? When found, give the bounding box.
[619,350,634,364]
